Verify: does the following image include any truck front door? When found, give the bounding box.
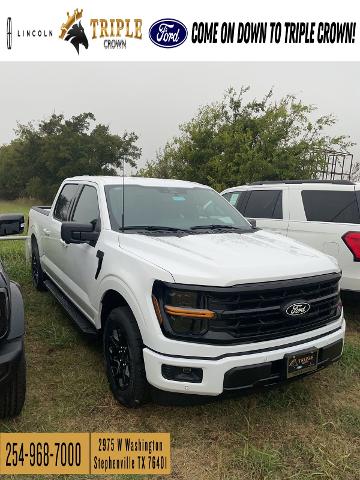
[63,184,101,322]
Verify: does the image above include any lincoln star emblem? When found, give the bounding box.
[7,17,12,50]
[285,302,311,316]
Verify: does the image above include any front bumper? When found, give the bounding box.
[143,320,345,396]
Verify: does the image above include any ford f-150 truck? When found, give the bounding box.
[0,214,26,417]
[27,176,345,407]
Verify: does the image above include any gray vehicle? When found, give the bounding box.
[0,214,26,417]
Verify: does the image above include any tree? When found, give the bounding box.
[0,113,141,201]
[139,87,355,191]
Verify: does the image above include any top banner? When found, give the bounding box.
[1,0,359,61]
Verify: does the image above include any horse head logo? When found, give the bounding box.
[59,10,89,55]
[65,21,89,54]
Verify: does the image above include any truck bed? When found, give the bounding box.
[31,206,51,216]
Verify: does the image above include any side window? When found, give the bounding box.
[72,185,100,226]
[243,190,283,219]
[302,190,360,223]
[53,184,79,221]
[223,191,243,207]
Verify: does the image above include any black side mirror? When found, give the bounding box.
[0,214,25,236]
[248,218,257,228]
[61,222,99,246]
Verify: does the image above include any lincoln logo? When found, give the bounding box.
[285,302,311,316]
[7,17,12,50]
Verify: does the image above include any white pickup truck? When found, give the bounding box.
[28,176,345,407]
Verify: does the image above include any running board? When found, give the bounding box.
[44,279,98,336]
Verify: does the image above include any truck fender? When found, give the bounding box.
[7,282,25,340]
[98,276,147,333]
[28,225,42,254]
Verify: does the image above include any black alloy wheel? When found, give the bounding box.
[31,240,46,291]
[103,306,148,407]
[107,328,131,390]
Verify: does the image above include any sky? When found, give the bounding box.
[0,62,359,174]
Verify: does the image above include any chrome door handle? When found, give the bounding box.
[43,228,51,236]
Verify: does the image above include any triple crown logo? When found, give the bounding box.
[59,9,88,54]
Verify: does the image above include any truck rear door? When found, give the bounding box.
[42,183,79,292]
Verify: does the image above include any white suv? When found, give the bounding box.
[222,180,360,292]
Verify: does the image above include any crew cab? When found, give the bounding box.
[0,214,26,417]
[222,180,360,292]
[27,177,345,407]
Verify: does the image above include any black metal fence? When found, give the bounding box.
[318,151,354,181]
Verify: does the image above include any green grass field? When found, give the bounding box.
[0,200,359,480]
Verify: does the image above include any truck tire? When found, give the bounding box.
[103,306,149,408]
[31,239,47,291]
[0,352,26,418]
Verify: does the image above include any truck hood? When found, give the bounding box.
[119,230,339,286]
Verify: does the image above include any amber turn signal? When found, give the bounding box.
[164,305,215,319]
[152,295,163,324]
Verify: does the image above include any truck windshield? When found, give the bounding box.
[105,185,252,232]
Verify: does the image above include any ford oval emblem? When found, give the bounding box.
[149,18,188,48]
[285,302,311,316]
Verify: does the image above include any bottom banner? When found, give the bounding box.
[0,432,171,475]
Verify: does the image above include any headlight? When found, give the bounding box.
[166,290,198,308]
[152,282,215,336]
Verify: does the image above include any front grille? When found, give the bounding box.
[204,273,341,343]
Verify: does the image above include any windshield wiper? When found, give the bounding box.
[190,224,248,230]
[121,225,191,232]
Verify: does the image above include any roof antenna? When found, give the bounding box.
[121,157,125,232]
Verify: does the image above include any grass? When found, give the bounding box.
[0,199,360,480]
[0,198,37,218]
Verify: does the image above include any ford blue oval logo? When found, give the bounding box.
[285,302,311,316]
[149,18,187,48]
